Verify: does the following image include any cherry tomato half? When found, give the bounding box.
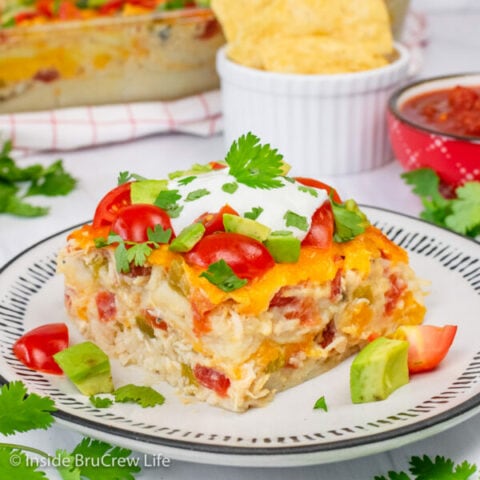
[395,325,457,374]
[195,204,239,235]
[295,177,342,203]
[302,202,335,249]
[93,182,132,229]
[111,203,174,243]
[13,323,69,375]
[185,232,275,281]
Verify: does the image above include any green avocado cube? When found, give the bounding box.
[350,337,409,404]
[264,231,301,263]
[53,341,114,396]
[169,222,206,252]
[131,180,168,204]
[223,214,271,242]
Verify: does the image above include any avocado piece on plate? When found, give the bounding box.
[53,341,114,396]
[169,222,206,252]
[350,337,409,403]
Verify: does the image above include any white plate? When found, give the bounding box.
[0,206,479,467]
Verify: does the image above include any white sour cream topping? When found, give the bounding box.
[168,170,328,240]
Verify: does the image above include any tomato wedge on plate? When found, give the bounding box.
[185,232,275,281]
[111,203,174,243]
[395,325,457,373]
[93,182,132,228]
[13,323,69,375]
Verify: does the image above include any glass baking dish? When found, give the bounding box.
[0,8,225,113]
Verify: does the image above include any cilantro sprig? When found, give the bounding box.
[374,455,479,480]
[330,197,370,242]
[95,226,172,273]
[225,133,285,189]
[200,259,248,292]
[0,381,143,479]
[402,168,480,237]
[0,139,76,217]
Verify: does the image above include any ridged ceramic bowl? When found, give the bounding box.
[216,43,410,176]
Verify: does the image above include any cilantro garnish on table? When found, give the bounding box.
[0,139,76,217]
[225,132,285,189]
[0,381,142,479]
[374,455,479,480]
[402,168,480,237]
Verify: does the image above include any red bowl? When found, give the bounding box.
[387,73,480,187]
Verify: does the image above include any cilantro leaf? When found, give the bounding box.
[71,437,141,479]
[54,450,81,480]
[445,182,480,236]
[199,259,248,292]
[402,168,480,237]
[114,385,165,408]
[284,210,309,231]
[185,188,210,202]
[25,160,76,197]
[177,175,197,186]
[114,242,130,274]
[4,195,49,217]
[0,139,76,217]
[154,189,183,218]
[374,455,479,480]
[225,133,284,189]
[374,473,410,480]
[330,198,369,242]
[0,448,47,479]
[409,455,477,480]
[89,396,114,408]
[222,182,238,194]
[244,206,263,220]
[147,225,172,244]
[117,171,145,185]
[0,381,56,436]
[126,243,153,267]
[313,396,328,411]
[298,185,318,197]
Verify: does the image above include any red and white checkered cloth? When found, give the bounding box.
[0,89,222,153]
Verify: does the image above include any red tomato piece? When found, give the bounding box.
[93,182,132,229]
[294,177,341,203]
[195,204,239,235]
[13,323,68,375]
[302,202,334,249]
[384,274,406,315]
[395,325,457,373]
[193,364,230,397]
[184,232,275,281]
[14,11,39,24]
[111,203,174,243]
[57,1,81,19]
[96,291,117,322]
[209,161,227,170]
[99,0,124,15]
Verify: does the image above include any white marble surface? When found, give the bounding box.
[1,8,480,480]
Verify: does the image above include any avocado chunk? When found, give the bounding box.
[53,341,114,396]
[169,222,206,252]
[350,337,409,403]
[223,214,271,242]
[264,231,301,263]
[131,180,168,204]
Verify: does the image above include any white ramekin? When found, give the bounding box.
[216,43,411,176]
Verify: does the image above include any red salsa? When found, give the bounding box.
[401,85,480,137]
